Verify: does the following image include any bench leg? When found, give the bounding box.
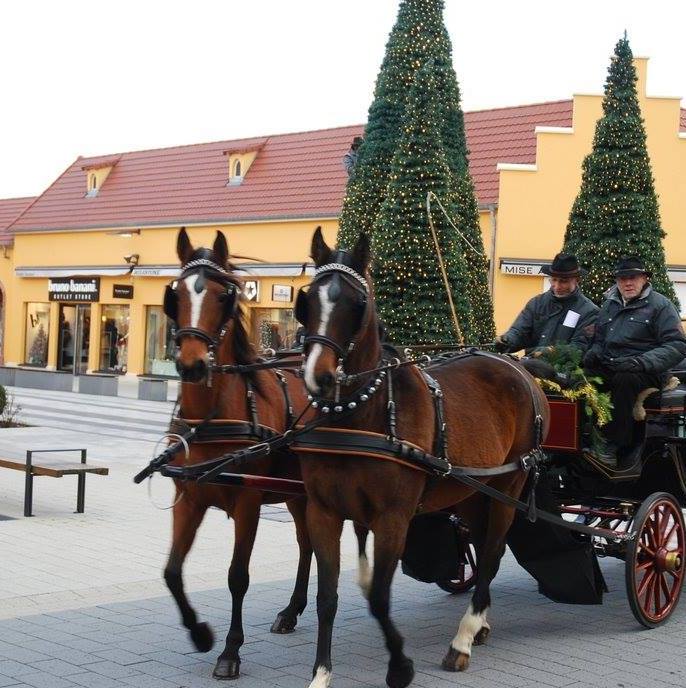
[76,449,87,513]
[24,451,34,517]
[76,474,86,513]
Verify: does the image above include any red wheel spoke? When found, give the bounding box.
[638,538,656,557]
[662,519,679,548]
[659,574,671,609]
[646,514,659,550]
[636,559,653,572]
[637,569,655,597]
[653,576,662,616]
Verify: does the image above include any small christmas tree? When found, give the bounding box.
[373,62,474,346]
[564,35,678,307]
[29,323,48,366]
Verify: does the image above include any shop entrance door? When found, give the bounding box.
[57,304,91,374]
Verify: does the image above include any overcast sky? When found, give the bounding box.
[1,0,683,199]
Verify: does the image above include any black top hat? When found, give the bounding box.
[541,253,586,277]
[614,256,652,278]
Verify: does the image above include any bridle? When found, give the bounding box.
[164,258,242,380]
[295,254,370,364]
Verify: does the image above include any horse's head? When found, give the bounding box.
[165,228,241,383]
[296,227,371,396]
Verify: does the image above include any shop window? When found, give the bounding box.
[99,304,130,373]
[250,308,297,351]
[145,306,178,377]
[25,303,50,367]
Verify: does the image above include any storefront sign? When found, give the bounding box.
[244,280,260,302]
[113,284,134,299]
[48,277,100,302]
[272,284,293,303]
[500,261,545,277]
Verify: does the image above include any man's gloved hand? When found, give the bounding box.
[531,346,553,359]
[609,357,644,373]
[494,336,510,353]
[582,350,601,369]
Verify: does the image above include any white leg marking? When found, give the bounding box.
[184,274,206,328]
[308,665,332,688]
[304,286,335,393]
[357,553,372,598]
[450,603,487,656]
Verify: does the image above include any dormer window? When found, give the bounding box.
[81,154,121,198]
[223,141,265,187]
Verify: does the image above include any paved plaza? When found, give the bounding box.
[0,387,685,688]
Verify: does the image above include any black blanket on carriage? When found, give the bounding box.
[506,481,608,605]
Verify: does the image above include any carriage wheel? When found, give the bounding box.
[436,527,477,594]
[625,492,685,628]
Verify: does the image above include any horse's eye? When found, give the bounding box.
[217,293,228,302]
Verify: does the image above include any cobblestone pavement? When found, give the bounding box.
[0,423,685,687]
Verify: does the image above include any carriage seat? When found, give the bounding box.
[639,377,685,418]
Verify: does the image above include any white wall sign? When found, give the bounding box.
[244,280,259,302]
[500,261,545,277]
[272,284,293,303]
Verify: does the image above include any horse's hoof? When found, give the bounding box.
[386,657,414,688]
[441,646,470,672]
[190,622,214,653]
[473,625,490,646]
[213,658,240,680]
[270,613,297,634]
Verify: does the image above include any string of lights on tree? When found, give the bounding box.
[337,0,495,344]
[563,35,678,308]
[374,61,475,345]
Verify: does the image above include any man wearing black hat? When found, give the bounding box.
[495,253,598,355]
[583,256,686,466]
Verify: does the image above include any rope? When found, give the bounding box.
[425,191,463,345]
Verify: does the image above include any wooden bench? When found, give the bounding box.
[0,449,109,516]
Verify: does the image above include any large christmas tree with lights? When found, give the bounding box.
[338,0,495,342]
[373,62,475,345]
[564,36,678,307]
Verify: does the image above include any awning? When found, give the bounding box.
[131,263,315,278]
[16,265,131,278]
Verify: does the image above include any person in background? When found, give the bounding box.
[343,136,364,177]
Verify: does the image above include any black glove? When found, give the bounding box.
[582,350,601,368]
[494,335,510,353]
[610,357,644,373]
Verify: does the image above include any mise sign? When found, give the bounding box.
[48,277,100,302]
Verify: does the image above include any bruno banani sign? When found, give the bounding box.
[500,260,546,277]
[48,277,100,302]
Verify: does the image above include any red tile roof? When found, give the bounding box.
[681,107,686,132]
[8,102,686,234]
[0,197,36,244]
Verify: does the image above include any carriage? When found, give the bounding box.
[423,371,686,628]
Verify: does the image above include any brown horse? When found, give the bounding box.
[163,228,313,680]
[295,228,549,688]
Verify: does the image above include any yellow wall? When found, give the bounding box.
[5,219,338,374]
[493,57,686,332]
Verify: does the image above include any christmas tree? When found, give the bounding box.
[29,323,48,366]
[564,35,678,307]
[373,61,474,345]
[338,0,495,342]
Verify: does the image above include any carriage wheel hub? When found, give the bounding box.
[656,548,681,573]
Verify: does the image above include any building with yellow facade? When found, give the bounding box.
[0,57,683,377]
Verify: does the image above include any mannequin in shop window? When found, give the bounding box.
[105,319,119,369]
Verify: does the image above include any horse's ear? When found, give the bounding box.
[352,232,371,272]
[177,227,193,264]
[213,231,229,267]
[310,226,331,267]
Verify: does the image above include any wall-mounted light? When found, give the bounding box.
[107,228,141,237]
[124,254,140,266]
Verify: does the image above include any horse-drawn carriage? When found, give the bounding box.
[137,228,685,686]
[422,381,686,628]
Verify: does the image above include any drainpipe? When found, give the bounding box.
[485,203,498,296]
